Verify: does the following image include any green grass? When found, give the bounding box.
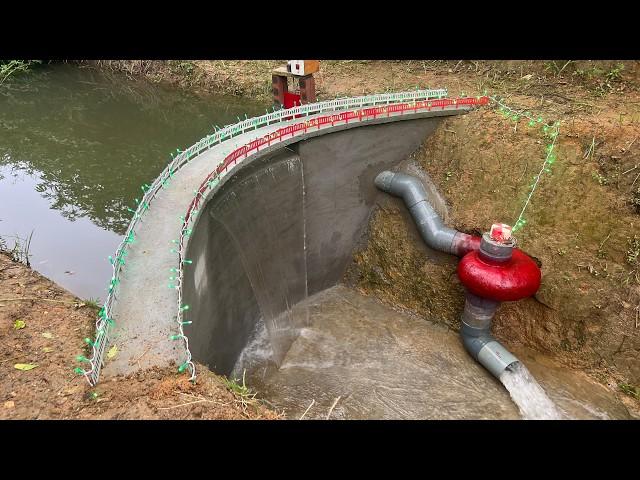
[222,369,257,408]
[619,382,640,400]
[170,60,195,75]
[627,236,640,266]
[0,231,34,266]
[83,297,101,310]
[574,62,625,96]
[0,60,41,85]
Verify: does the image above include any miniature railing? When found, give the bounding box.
[80,88,462,386]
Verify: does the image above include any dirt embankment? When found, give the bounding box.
[0,252,280,419]
[83,60,639,102]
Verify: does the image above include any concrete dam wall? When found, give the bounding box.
[182,118,443,375]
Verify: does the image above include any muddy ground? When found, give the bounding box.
[0,253,280,419]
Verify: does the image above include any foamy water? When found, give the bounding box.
[500,362,566,420]
[231,319,274,381]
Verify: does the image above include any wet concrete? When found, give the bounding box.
[242,285,631,420]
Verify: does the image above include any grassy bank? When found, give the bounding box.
[82,60,639,102]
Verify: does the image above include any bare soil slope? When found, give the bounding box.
[0,253,279,419]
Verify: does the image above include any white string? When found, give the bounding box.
[488,96,560,231]
[513,122,560,229]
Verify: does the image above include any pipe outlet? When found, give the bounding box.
[460,292,518,378]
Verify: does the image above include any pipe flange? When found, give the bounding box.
[479,233,514,263]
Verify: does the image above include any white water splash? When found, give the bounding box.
[231,319,274,381]
[565,398,610,420]
[500,362,566,420]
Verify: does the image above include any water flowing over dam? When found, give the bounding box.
[182,116,441,374]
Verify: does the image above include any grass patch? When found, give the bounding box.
[574,62,626,96]
[0,231,34,266]
[0,60,41,85]
[619,382,640,400]
[624,236,640,286]
[627,236,640,266]
[222,369,257,410]
[82,297,101,311]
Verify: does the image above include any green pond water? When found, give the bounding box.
[0,63,265,300]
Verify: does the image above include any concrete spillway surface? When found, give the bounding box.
[105,107,630,419]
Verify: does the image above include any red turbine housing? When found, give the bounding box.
[457,238,541,302]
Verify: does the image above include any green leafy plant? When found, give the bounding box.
[175,61,195,75]
[544,60,573,77]
[596,64,624,95]
[0,60,41,85]
[222,369,257,409]
[573,62,625,96]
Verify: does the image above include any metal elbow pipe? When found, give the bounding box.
[374,171,477,256]
[460,292,519,378]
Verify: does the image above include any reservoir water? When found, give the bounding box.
[0,63,264,300]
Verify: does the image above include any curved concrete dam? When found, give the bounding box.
[101,98,469,380]
[97,95,632,419]
[183,116,447,375]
